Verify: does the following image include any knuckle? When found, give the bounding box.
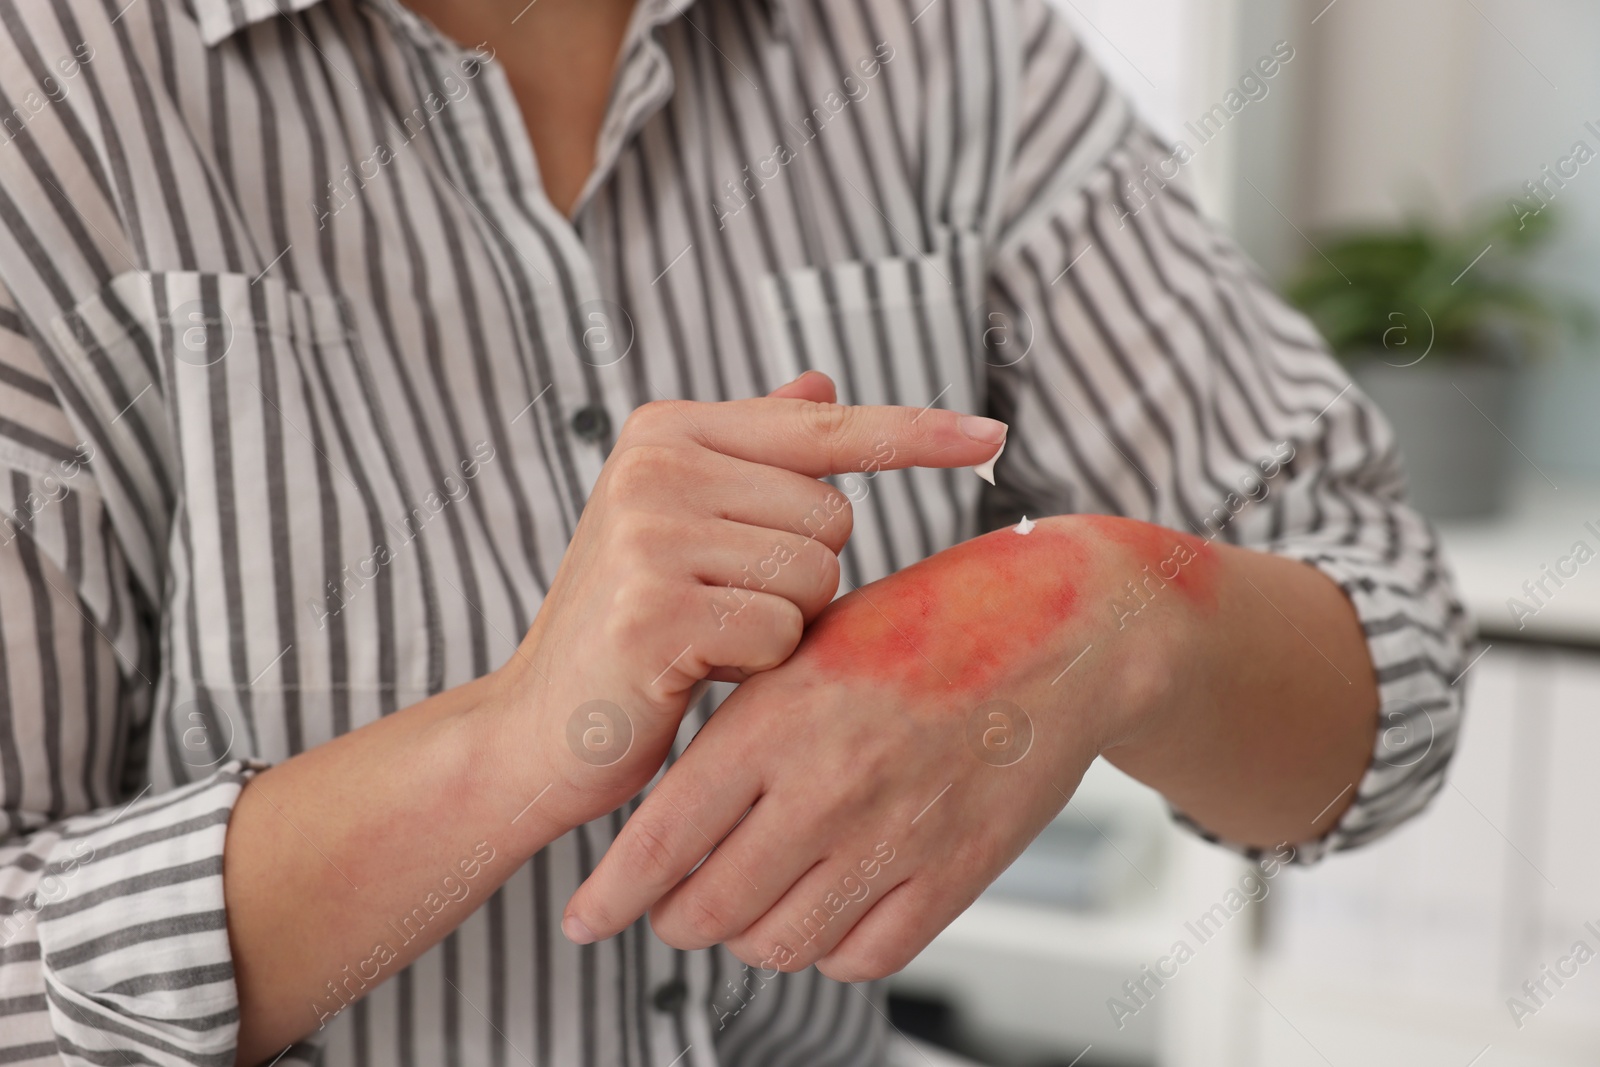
[721,936,771,972]
[861,747,901,790]
[830,493,853,543]
[600,570,672,647]
[574,898,624,940]
[604,510,656,559]
[803,402,849,446]
[825,765,881,815]
[778,952,816,974]
[816,956,872,983]
[798,487,851,549]
[606,443,677,496]
[945,833,996,878]
[676,893,739,947]
[619,811,684,887]
[755,601,804,669]
[808,542,842,602]
[740,926,815,973]
[622,399,674,439]
[818,941,906,984]
[601,597,651,652]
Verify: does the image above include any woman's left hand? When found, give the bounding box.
[560,515,1217,979]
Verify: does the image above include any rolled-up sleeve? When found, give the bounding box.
[981,0,1470,862]
[0,283,260,1064]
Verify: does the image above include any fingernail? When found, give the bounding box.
[958,415,1009,444]
[562,914,597,945]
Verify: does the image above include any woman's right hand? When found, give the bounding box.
[223,372,1004,1059]
[488,372,1009,829]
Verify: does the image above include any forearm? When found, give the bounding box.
[225,672,561,1064]
[1096,533,1379,848]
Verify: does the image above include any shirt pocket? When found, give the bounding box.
[50,270,436,766]
[759,230,987,584]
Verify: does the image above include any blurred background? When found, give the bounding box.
[885,1,1600,1064]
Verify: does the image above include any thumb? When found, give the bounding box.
[766,369,837,404]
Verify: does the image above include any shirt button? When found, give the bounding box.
[569,405,611,442]
[651,977,689,1014]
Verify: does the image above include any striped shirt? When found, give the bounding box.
[0,0,1468,1062]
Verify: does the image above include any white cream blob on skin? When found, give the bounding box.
[973,436,1007,485]
[1014,515,1036,535]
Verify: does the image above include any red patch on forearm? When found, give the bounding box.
[802,517,1217,692]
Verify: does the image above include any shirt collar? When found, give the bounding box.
[191,0,782,49]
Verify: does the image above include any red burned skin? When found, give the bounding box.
[802,516,1219,693]
[1078,514,1221,613]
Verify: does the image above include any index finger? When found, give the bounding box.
[626,397,1007,479]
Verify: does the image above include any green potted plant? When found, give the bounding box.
[1285,205,1589,519]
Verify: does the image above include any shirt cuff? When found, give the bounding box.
[1171,543,1466,865]
[36,759,267,1064]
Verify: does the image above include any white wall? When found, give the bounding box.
[1297,0,1474,227]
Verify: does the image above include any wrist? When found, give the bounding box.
[475,647,671,843]
[1042,513,1207,759]
[1092,595,1193,760]
[464,662,576,858]
[1069,518,1216,783]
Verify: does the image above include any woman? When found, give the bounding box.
[0,0,1466,1063]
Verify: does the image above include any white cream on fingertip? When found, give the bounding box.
[973,435,1007,485]
[1014,515,1036,535]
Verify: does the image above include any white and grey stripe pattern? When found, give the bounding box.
[0,0,1468,1061]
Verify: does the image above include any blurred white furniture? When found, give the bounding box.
[891,754,1259,1066]
[1436,477,1600,645]
[1253,477,1600,1067]
[887,1035,995,1067]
